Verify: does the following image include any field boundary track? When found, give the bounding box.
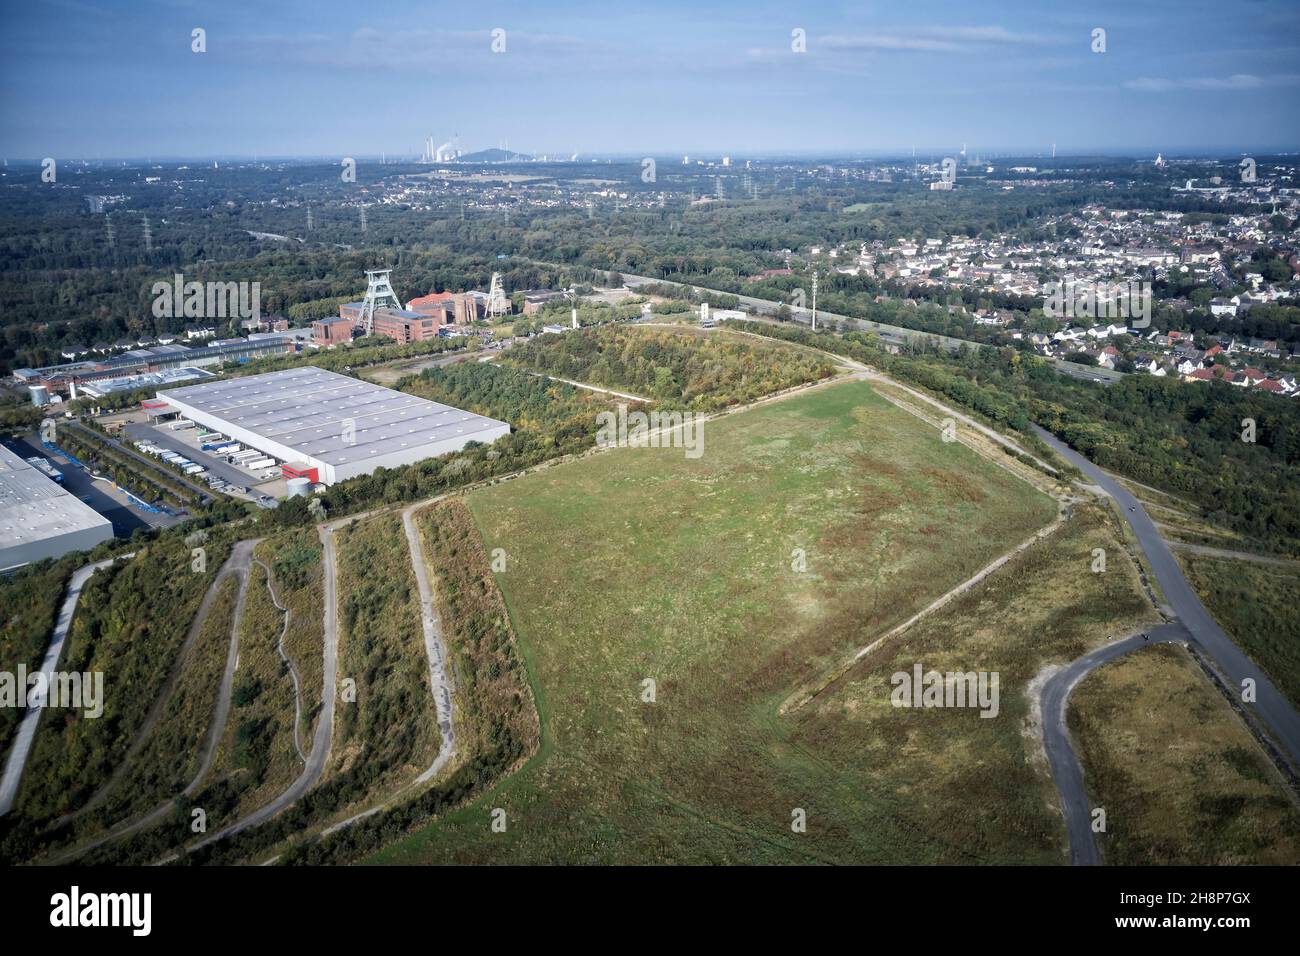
[781,512,1068,715]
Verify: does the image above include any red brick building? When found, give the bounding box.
[311,316,355,346]
[406,292,456,327]
[371,309,442,343]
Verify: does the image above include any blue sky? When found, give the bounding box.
[1,0,1297,159]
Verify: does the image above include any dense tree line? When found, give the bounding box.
[4,155,1273,373]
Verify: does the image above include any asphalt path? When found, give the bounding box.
[1035,425,1300,777]
[1040,623,1187,865]
[46,542,257,862]
[0,554,132,817]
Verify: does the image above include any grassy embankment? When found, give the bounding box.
[1069,642,1300,864]
[370,377,1088,863]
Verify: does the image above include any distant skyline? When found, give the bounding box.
[2,0,1298,159]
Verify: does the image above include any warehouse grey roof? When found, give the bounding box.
[157,366,509,466]
[0,445,112,547]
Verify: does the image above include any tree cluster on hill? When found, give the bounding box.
[502,325,835,410]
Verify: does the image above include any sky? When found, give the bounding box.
[1,0,1297,160]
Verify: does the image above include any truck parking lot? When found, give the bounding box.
[122,421,287,499]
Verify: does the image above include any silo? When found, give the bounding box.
[286,476,311,498]
[29,385,50,406]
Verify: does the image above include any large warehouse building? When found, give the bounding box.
[0,445,114,571]
[155,366,511,486]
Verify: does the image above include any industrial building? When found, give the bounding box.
[0,445,114,571]
[155,366,511,486]
[76,367,214,399]
[12,336,297,394]
[311,316,355,347]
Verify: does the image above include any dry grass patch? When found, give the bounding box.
[1068,642,1300,865]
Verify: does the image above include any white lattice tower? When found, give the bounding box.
[486,272,510,319]
[360,268,402,335]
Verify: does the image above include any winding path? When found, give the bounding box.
[177,518,346,854]
[1035,427,1300,773]
[255,556,307,762]
[46,541,258,862]
[0,553,132,817]
[1033,426,1300,865]
[57,540,260,826]
[1040,624,1188,866]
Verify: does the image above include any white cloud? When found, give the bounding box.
[1123,73,1300,92]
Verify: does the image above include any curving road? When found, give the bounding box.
[179,519,346,853]
[0,553,132,817]
[1035,426,1300,777]
[1040,624,1187,865]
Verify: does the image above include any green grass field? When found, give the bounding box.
[371,377,1065,864]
